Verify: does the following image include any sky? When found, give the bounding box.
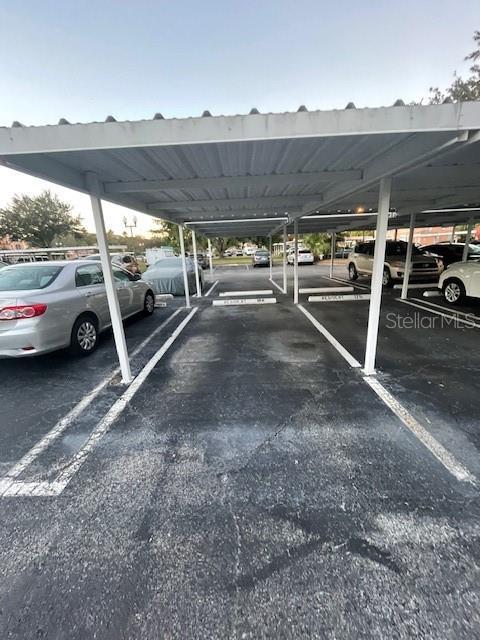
[0,0,478,236]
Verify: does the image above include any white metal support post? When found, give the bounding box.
[282,225,287,294]
[293,219,299,304]
[86,172,132,384]
[330,232,336,278]
[207,238,214,278]
[178,225,191,309]
[451,224,456,243]
[462,218,474,261]
[191,229,201,297]
[269,235,273,280]
[401,213,416,300]
[364,177,392,375]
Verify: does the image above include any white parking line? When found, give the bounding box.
[204,280,219,297]
[1,308,183,491]
[269,279,285,294]
[297,304,361,368]
[52,307,198,493]
[1,307,198,497]
[397,298,480,328]
[364,375,476,484]
[412,297,480,322]
[298,301,476,484]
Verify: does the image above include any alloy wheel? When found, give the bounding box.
[77,321,97,351]
[445,282,461,303]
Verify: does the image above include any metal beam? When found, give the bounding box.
[86,172,132,384]
[178,225,191,309]
[104,170,363,194]
[299,132,473,217]
[147,194,324,212]
[293,220,299,304]
[1,103,479,156]
[364,177,391,375]
[401,213,416,300]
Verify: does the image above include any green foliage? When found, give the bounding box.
[0,190,82,248]
[429,31,480,103]
[302,233,333,257]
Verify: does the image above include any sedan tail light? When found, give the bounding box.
[0,304,47,320]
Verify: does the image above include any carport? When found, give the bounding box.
[1,101,479,383]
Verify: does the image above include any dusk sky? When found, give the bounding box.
[1,0,478,235]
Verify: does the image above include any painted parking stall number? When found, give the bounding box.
[308,293,371,303]
[212,297,277,306]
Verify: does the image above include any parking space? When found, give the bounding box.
[0,263,479,638]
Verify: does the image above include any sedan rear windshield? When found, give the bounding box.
[0,265,63,291]
[299,249,312,254]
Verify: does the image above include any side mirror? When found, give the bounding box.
[132,273,142,281]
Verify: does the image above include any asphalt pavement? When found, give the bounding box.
[0,263,479,639]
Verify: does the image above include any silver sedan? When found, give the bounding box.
[0,261,155,358]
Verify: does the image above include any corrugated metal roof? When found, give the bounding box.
[0,102,479,237]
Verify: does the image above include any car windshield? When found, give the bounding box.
[0,264,63,291]
[256,251,269,256]
[385,242,423,256]
[299,249,311,254]
[468,244,480,254]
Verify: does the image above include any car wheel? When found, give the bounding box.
[443,278,466,305]
[69,314,99,356]
[348,263,358,281]
[143,291,155,316]
[383,267,393,287]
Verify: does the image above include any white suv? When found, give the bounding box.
[287,248,314,265]
[348,240,439,287]
[438,261,480,304]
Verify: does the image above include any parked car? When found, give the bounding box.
[421,243,480,270]
[252,250,271,267]
[348,240,439,287]
[142,256,203,295]
[235,249,243,256]
[335,247,352,259]
[188,252,208,270]
[0,261,155,358]
[243,246,257,256]
[287,248,315,265]
[438,261,480,304]
[223,249,234,257]
[86,252,140,274]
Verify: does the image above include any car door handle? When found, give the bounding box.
[84,291,96,298]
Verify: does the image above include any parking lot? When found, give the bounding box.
[0,261,479,639]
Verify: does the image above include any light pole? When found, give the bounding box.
[123,215,137,251]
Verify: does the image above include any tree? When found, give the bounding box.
[0,191,82,247]
[429,31,480,103]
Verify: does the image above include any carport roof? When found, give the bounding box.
[1,101,479,237]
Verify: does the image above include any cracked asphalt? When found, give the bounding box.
[0,263,479,639]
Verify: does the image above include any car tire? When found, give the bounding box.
[443,278,466,305]
[348,263,358,281]
[69,314,99,357]
[383,267,393,287]
[143,290,155,316]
